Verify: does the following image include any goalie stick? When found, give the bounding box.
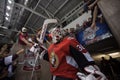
[30,19,57,80]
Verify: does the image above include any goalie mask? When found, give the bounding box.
[51,27,65,43]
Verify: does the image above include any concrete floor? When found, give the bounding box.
[10,43,52,80]
[15,60,52,80]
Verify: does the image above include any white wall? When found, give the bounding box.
[64,11,91,29]
[49,11,91,32]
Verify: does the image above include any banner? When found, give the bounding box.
[23,50,41,71]
[76,22,112,45]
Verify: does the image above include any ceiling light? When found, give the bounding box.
[24,0,28,5]
[7,6,11,10]
[5,17,9,20]
[108,52,119,56]
[6,13,10,16]
[0,34,4,36]
[0,26,8,29]
[93,54,107,60]
[8,0,12,4]
[98,54,106,58]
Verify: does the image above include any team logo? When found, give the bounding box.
[23,51,41,71]
[83,26,99,40]
[49,51,59,68]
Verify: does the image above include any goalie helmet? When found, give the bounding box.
[51,27,65,43]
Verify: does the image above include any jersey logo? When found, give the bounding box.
[49,51,59,68]
[67,37,75,40]
[76,44,85,51]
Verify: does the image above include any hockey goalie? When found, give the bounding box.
[29,19,107,80]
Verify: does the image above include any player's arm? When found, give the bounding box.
[69,45,88,69]
[16,49,24,55]
[88,0,99,9]
[12,49,24,61]
[0,44,8,54]
[43,51,49,62]
[21,37,33,47]
[69,38,90,68]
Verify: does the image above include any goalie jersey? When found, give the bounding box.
[48,37,95,79]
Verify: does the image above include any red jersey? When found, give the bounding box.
[48,37,94,79]
[48,37,79,79]
[18,32,28,45]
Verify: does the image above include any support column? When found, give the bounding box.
[98,0,120,47]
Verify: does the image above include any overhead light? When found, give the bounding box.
[0,34,5,36]
[0,26,8,29]
[24,0,28,5]
[93,52,120,61]
[108,52,119,56]
[6,13,10,16]
[5,17,9,20]
[8,0,12,4]
[98,54,106,58]
[93,54,106,59]
[7,6,11,10]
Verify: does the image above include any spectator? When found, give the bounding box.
[69,28,76,38]
[83,0,101,29]
[87,17,92,26]
[64,29,69,36]
[100,57,113,79]
[10,27,33,63]
[0,44,9,80]
[75,24,82,34]
[0,44,8,56]
[36,28,51,48]
[108,56,120,75]
[82,20,89,30]
[0,44,24,80]
[0,64,8,80]
[18,27,32,47]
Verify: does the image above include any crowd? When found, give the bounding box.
[0,44,24,80]
[100,56,120,80]
[0,0,119,80]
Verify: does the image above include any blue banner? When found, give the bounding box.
[76,22,112,45]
